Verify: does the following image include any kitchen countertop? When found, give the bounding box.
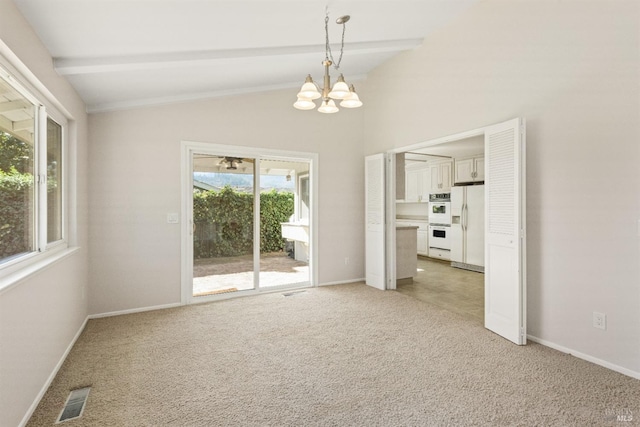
[396,225,419,230]
[396,216,429,221]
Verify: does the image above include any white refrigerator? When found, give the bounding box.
[451,185,484,269]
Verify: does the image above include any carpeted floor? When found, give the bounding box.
[27,283,639,426]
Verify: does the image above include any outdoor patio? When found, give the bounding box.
[193,251,309,296]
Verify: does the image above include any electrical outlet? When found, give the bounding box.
[593,312,606,330]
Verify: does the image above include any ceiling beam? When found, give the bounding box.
[0,100,30,114]
[13,118,34,132]
[54,38,423,76]
[0,115,33,144]
[86,76,367,113]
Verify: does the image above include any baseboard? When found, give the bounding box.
[19,316,89,427]
[319,278,365,287]
[527,334,640,380]
[88,302,183,319]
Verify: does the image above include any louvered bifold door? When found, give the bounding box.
[484,118,527,344]
[365,153,386,290]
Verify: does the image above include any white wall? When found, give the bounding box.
[88,91,365,315]
[0,1,90,426]
[363,1,640,374]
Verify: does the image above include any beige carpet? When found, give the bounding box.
[28,284,639,426]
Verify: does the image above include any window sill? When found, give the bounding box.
[0,246,80,296]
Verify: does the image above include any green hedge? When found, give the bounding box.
[0,167,33,259]
[193,186,294,259]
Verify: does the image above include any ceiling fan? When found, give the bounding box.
[192,154,250,171]
[218,157,244,170]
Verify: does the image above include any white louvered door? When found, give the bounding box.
[365,153,386,290]
[484,118,527,344]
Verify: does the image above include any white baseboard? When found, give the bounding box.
[19,316,89,427]
[88,302,183,319]
[319,278,365,287]
[527,334,640,380]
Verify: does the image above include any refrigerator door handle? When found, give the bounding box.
[462,203,468,231]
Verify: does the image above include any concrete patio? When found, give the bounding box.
[193,251,309,296]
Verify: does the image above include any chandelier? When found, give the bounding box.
[293,12,363,113]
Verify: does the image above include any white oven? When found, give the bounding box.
[429,224,451,250]
[428,193,451,225]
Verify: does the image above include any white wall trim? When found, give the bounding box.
[18,316,88,427]
[388,127,485,154]
[319,278,365,287]
[527,334,640,381]
[88,302,183,319]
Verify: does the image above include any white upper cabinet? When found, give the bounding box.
[420,167,431,200]
[405,163,430,202]
[405,166,421,202]
[428,160,453,193]
[454,156,485,184]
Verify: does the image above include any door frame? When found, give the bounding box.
[385,126,486,290]
[384,119,526,344]
[180,140,319,304]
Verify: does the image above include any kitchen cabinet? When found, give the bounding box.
[396,225,418,282]
[396,219,429,256]
[417,229,428,255]
[404,163,430,202]
[454,156,484,184]
[428,160,452,193]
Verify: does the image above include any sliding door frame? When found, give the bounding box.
[180,140,319,304]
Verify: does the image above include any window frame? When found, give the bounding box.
[0,53,74,292]
[42,111,67,250]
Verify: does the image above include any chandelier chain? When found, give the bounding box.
[324,12,346,70]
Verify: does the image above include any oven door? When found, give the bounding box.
[429,225,451,250]
[429,202,451,225]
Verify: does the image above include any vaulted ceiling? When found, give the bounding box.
[12,0,478,113]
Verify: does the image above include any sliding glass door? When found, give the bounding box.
[259,159,310,290]
[192,154,256,296]
[184,146,313,302]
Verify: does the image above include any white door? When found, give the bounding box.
[365,153,386,290]
[484,118,527,345]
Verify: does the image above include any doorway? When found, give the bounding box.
[366,118,526,344]
[181,142,318,304]
[396,135,485,322]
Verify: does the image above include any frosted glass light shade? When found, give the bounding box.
[328,74,350,99]
[297,75,321,100]
[318,99,339,114]
[293,97,316,110]
[340,85,363,108]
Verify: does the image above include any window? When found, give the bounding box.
[0,67,66,267]
[47,118,63,244]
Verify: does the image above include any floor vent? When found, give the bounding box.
[283,290,307,297]
[57,387,90,423]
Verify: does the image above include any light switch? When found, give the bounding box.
[167,213,179,224]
